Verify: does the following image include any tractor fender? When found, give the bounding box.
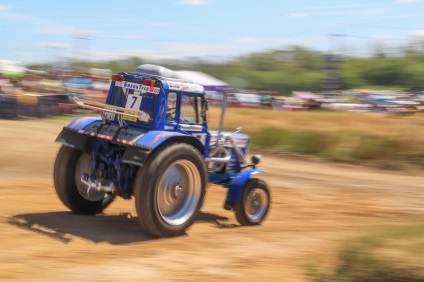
[67,116,101,131]
[124,132,205,167]
[224,169,264,210]
[55,117,102,151]
[135,131,186,149]
[135,131,205,155]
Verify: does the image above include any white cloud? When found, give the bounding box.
[396,0,423,3]
[161,42,234,56]
[15,52,34,58]
[0,4,10,11]
[286,9,377,18]
[146,22,167,27]
[0,5,93,38]
[234,37,290,44]
[360,9,386,15]
[35,42,70,48]
[0,7,27,20]
[372,35,396,41]
[85,42,235,62]
[11,34,329,63]
[87,48,167,61]
[284,3,385,14]
[35,23,94,37]
[179,0,210,6]
[287,13,308,18]
[410,29,424,36]
[233,36,324,46]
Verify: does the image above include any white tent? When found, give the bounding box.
[175,70,228,105]
[175,70,227,87]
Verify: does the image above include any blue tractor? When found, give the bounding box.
[53,65,270,237]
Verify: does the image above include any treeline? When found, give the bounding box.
[30,42,424,93]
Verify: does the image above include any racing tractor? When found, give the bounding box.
[53,64,270,237]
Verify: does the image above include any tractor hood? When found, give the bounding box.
[209,130,250,149]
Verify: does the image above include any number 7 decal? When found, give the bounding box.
[125,94,142,110]
[130,96,137,108]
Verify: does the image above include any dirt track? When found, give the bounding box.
[1,118,424,281]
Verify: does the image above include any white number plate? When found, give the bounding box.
[125,94,142,110]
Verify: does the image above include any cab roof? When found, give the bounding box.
[114,64,205,94]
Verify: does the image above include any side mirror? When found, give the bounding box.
[251,155,261,165]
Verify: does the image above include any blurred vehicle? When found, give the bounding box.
[63,77,93,89]
[384,100,419,116]
[271,96,309,111]
[53,64,271,238]
[0,60,27,78]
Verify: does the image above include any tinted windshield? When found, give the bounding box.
[107,81,158,124]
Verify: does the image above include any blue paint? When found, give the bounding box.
[226,169,264,203]
[67,116,101,130]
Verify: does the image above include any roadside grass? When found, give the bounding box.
[209,107,424,170]
[306,223,424,282]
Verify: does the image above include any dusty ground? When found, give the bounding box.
[1,118,424,281]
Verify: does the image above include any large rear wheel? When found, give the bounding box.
[53,145,115,214]
[134,143,206,237]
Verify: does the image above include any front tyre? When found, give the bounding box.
[134,143,206,238]
[234,178,270,226]
[53,145,115,214]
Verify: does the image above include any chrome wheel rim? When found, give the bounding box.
[245,188,268,223]
[75,152,105,201]
[157,160,201,226]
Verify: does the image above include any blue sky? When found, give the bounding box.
[0,0,423,64]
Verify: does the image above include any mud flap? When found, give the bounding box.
[224,169,264,210]
[55,128,88,151]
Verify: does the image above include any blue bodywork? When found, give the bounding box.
[226,169,264,203]
[55,68,263,206]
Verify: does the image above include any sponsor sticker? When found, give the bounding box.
[123,112,137,122]
[168,81,182,91]
[168,81,204,93]
[164,125,174,130]
[180,124,203,132]
[115,81,160,94]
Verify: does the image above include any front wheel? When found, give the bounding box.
[234,178,270,226]
[134,143,206,238]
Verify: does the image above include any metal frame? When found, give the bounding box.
[70,96,150,122]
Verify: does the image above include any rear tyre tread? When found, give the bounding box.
[53,145,114,215]
[134,143,206,238]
